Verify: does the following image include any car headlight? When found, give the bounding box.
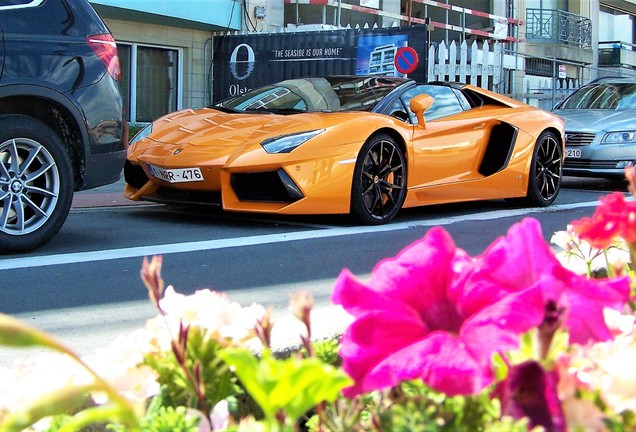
[602,131,636,144]
[261,129,325,154]
[130,123,153,145]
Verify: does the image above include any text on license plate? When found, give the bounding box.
[566,148,582,158]
[148,164,204,183]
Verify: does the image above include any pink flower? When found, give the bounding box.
[570,192,636,248]
[472,218,631,345]
[332,218,631,399]
[332,226,545,397]
[494,361,566,432]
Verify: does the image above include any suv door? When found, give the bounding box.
[0,22,3,80]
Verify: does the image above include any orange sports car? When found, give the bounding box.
[124,75,564,224]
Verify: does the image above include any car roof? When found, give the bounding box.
[590,76,636,84]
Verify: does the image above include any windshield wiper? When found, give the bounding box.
[210,105,241,113]
[266,108,307,114]
[243,107,275,114]
[242,107,307,115]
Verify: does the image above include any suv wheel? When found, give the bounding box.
[0,116,73,252]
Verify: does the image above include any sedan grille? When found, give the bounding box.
[231,170,304,203]
[565,132,595,146]
[564,159,618,169]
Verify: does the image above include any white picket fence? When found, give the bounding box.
[425,40,516,92]
[425,39,586,108]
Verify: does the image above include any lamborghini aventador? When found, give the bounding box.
[124,75,565,224]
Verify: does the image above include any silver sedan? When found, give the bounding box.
[554,77,636,178]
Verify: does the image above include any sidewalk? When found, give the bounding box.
[72,176,143,209]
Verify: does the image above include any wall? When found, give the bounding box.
[91,0,241,30]
[242,0,285,32]
[103,19,213,112]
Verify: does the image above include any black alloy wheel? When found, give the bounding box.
[351,134,406,224]
[525,130,563,206]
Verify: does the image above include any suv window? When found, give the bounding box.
[0,0,41,8]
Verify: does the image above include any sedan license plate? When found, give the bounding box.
[148,164,203,183]
[566,147,582,159]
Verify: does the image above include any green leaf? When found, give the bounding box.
[0,313,69,352]
[220,349,270,416]
[220,348,352,424]
[57,404,141,432]
[0,384,95,431]
[144,328,235,410]
[491,352,509,382]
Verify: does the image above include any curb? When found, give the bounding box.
[71,191,145,209]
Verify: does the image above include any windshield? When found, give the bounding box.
[216,76,408,113]
[558,83,636,110]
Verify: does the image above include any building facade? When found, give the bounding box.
[89,0,636,123]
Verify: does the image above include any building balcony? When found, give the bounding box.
[598,41,636,70]
[525,9,592,48]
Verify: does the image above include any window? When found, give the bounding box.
[0,0,42,8]
[559,83,636,110]
[525,0,568,9]
[600,6,635,48]
[400,85,466,123]
[118,43,181,123]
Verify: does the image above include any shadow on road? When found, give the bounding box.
[562,175,629,192]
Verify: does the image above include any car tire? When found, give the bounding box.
[350,134,406,225]
[0,115,74,252]
[522,130,563,207]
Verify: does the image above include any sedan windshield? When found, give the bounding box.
[558,83,636,110]
[216,76,408,113]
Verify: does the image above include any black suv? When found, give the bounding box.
[0,0,126,252]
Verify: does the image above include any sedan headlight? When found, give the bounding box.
[261,129,325,154]
[602,131,636,144]
[130,123,153,145]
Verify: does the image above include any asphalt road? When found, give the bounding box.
[0,175,628,365]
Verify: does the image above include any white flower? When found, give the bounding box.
[560,313,636,417]
[551,227,629,275]
[159,286,265,341]
[586,333,636,413]
[82,328,159,404]
[210,399,230,431]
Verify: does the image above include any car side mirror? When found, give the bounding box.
[409,94,434,128]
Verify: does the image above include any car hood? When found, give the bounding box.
[553,109,636,133]
[145,108,339,148]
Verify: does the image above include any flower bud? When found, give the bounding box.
[141,256,165,311]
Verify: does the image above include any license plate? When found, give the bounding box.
[148,164,204,183]
[566,147,582,158]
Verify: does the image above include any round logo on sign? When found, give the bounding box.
[230,43,256,80]
[394,46,419,75]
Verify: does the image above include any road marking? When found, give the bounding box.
[0,201,599,271]
[2,280,351,365]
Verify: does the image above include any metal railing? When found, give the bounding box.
[598,40,636,67]
[525,9,592,48]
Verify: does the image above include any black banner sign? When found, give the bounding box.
[212,24,429,103]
